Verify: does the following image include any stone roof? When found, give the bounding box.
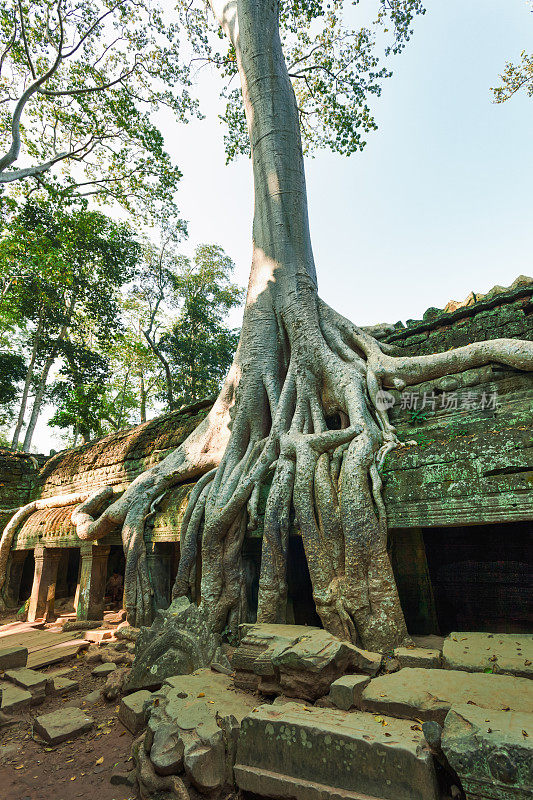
[38,397,212,498]
[363,275,532,341]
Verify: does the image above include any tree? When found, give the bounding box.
[492,51,533,102]
[492,2,532,103]
[0,0,197,222]
[66,0,533,653]
[135,241,242,410]
[0,350,25,427]
[0,200,139,450]
[159,244,243,408]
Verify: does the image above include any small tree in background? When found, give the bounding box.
[160,245,243,408]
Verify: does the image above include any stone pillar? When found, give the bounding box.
[76,543,110,621]
[390,527,439,635]
[28,546,62,622]
[145,542,171,612]
[3,550,30,608]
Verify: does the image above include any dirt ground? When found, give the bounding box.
[0,609,139,800]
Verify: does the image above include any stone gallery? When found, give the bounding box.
[0,277,531,800]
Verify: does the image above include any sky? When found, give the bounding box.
[31,0,533,453]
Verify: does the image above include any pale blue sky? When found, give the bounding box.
[35,0,533,452]
[167,0,532,329]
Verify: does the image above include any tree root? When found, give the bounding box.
[69,291,533,649]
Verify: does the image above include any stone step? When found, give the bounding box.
[118,689,152,734]
[234,702,440,800]
[0,681,32,713]
[33,707,94,744]
[4,667,52,702]
[362,668,533,725]
[442,632,533,678]
[393,646,441,670]
[442,704,533,800]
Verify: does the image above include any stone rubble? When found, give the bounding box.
[442,704,533,799]
[394,645,441,669]
[4,666,52,702]
[32,707,94,744]
[0,645,28,670]
[118,689,152,734]
[233,623,382,700]
[234,701,440,800]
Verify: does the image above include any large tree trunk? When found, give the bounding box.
[12,310,43,449]
[73,0,533,647]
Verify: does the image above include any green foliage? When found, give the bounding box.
[160,244,243,407]
[492,50,533,102]
[188,0,426,161]
[0,0,199,223]
[0,199,140,445]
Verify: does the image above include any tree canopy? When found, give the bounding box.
[0,0,199,222]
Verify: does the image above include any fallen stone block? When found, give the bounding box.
[4,667,52,702]
[126,598,218,691]
[442,632,533,679]
[234,702,440,800]
[233,623,382,700]
[52,676,79,694]
[119,689,152,734]
[362,668,533,724]
[82,689,102,704]
[137,669,256,794]
[110,768,136,788]
[0,681,32,713]
[33,707,93,744]
[442,704,533,800]
[62,620,103,632]
[115,625,140,642]
[328,674,370,710]
[0,646,28,671]
[394,646,441,670]
[103,666,130,701]
[85,629,114,644]
[92,662,116,677]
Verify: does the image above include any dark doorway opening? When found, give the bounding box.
[287,536,322,628]
[19,551,35,603]
[106,545,126,607]
[423,521,532,634]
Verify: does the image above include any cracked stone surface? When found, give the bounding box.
[32,707,94,744]
[135,668,257,795]
[234,701,440,800]
[442,632,533,678]
[362,668,533,724]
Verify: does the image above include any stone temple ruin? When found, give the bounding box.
[0,276,532,800]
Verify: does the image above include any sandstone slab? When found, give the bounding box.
[52,676,79,694]
[4,667,51,701]
[394,646,441,670]
[362,668,533,725]
[0,646,28,671]
[33,707,93,744]
[119,689,152,734]
[92,662,116,677]
[233,623,381,700]
[442,632,533,678]
[442,704,533,800]
[0,681,32,712]
[234,702,439,800]
[328,674,370,711]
